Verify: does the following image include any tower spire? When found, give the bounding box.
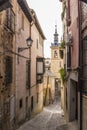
[55,24,57,34]
[54,24,58,44]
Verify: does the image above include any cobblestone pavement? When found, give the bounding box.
[56,120,78,130]
[17,96,66,130]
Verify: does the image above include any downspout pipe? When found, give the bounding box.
[78,0,82,130]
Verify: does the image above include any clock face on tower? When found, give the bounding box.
[54,50,58,58]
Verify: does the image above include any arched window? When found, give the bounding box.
[54,50,58,58]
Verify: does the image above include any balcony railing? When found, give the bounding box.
[51,43,60,47]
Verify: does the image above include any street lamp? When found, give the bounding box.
[26,37,33,47]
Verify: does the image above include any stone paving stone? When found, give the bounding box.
[56,120,78,130]
[17,97,66,130]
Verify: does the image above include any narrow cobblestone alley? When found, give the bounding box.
[16,96,66,130]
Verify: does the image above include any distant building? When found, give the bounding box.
[43,58,55,105]
[50,25,64,96]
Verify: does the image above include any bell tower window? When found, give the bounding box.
[54,50,58,58]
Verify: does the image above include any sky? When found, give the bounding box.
[27,0,62,58]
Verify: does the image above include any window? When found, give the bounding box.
[31,96,33,111]
[6,8,15,32]
[36,58,44,84]
[5,56,12,86]
[26,60,30,89]
[67,47,71,69]
[36,39,38,49]
[54,50,58,58]
[37,93,39,103]
[19,99,23,109]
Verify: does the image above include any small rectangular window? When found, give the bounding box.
[37,93,39,103]
[37,39,38,49]
[31,96,33,111]
[19,99,23,109]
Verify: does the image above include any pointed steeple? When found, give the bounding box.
[54,24,58,44]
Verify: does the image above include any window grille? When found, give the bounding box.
[6,8,15,32]
[5,56,13,86]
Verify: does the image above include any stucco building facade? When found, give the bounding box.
[61,0,79,123]
[0,0,45,129]
[15,0,45,126]
[0,0,16,129]
[60,1,87,130]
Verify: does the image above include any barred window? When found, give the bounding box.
[5,56,13,86]
[6,8,15,32]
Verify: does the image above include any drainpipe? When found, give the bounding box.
[78,0,82,130]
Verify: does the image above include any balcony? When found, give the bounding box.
[0,0,12,12]
[51,43,60,47]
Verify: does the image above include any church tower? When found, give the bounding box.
[50,25,63,94]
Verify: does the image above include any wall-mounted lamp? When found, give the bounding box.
[26,37,33,47]
[18,37,33,53]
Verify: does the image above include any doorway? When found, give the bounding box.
[25,97,28,118]
[70,80,78,121]
[31,96,34,111]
